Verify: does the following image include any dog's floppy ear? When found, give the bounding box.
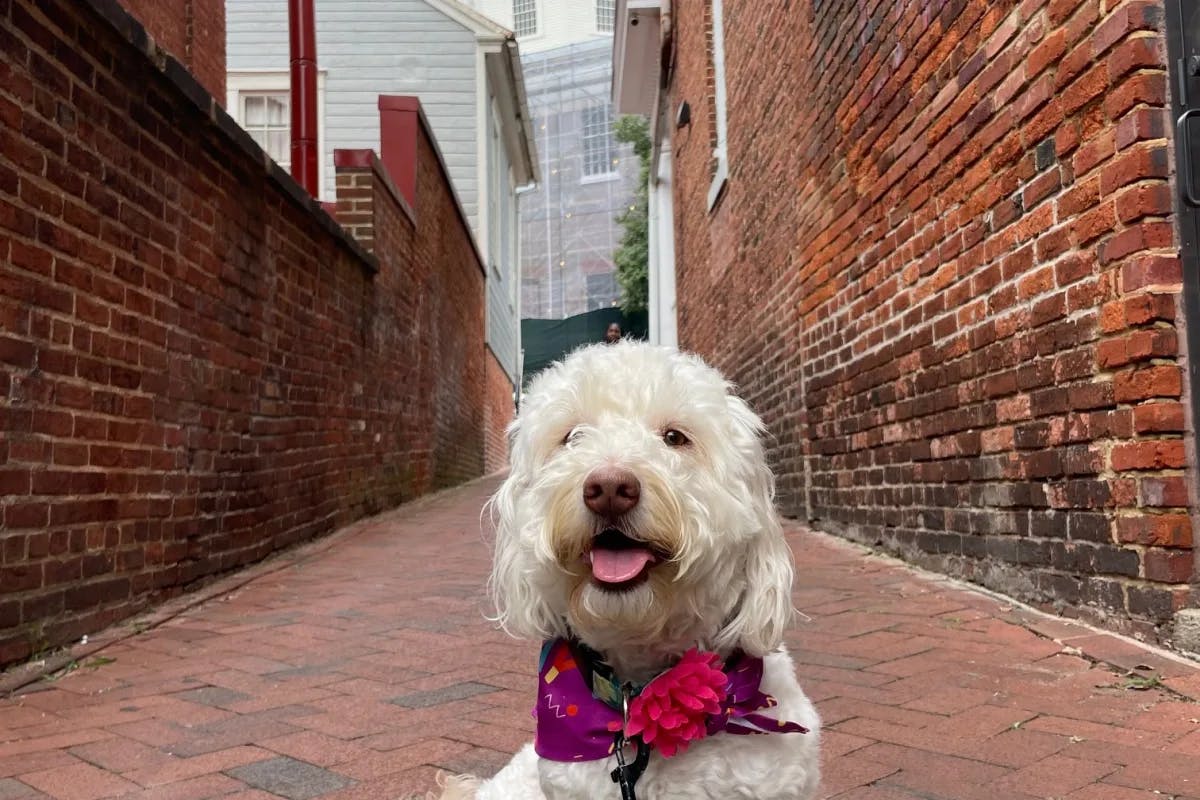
[487,426,560,640]
[714,395,795,656]
[718,509,794,656]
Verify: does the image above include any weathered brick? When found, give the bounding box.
[1115,105,1166,150]
[1103,71,1167,120]
[1116,514,1191,548]
[1139,476,1189,508]
[1073,131,1115,177]
[1100,146,1169,197]
[1112,365,1182,402]
[0,0,510,667]
[668,0,1190,641]
[1103,224,1175,268]
[1093,2,1163,57]
[1110,440,1186,471]
[1127,583,1185,618]
[1106,35,1164,83]
[1029,29,1067,79]
[1143,549,1193,583]
[1099,292,1176,332]
[1133,402,1185,434]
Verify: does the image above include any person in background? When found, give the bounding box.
[605,322,622,344]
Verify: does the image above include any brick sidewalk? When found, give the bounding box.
[2,476,1199,800]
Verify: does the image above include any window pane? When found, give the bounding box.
[586,272,617,310]
[513,0,537,36]
[244,95,265,126]
[240,92,293,166]
[596,0,615,32]
[268,130,290,163]
[581,102,615,177]
[267,95,288,125]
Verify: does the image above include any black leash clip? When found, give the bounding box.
[611,684,650,800]
[610,731,650,800]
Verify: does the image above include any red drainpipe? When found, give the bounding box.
[288,0,320,196]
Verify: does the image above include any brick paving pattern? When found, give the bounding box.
[1,477,1199,799]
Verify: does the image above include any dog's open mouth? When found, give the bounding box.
[586,528,659,588]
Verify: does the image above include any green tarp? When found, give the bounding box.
[521,307,648,385]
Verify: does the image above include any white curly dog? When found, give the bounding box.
[437,341,820,799]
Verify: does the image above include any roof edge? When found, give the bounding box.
[423,0,512,39]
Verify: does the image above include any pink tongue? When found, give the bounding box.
[589,547,656,584]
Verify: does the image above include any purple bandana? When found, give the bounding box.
[533,638,808,762]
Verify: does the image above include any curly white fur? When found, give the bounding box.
[443,342,820,799]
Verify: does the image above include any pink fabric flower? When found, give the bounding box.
[625,649,729,757]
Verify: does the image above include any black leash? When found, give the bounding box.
[609,684,650,799]
[610,730,650,800]
[567,640,653,800]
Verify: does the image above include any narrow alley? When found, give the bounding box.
[1,477,1198,800]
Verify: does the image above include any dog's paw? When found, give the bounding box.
[420,772,481,800]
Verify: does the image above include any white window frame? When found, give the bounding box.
[596,0,616,34]
[580,101,619,183]
[512,0,540,38]
[226,71,329,201]
[240,93,291,169]
[707,0,729,211]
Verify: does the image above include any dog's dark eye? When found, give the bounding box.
[663,429,690,447]
[562,427,581,446]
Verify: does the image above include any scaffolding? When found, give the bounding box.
[518,39,640,319]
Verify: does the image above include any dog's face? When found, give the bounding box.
[490,342,793,662]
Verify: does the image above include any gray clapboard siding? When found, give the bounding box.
[228,0,525,385]
[485,108,518,378]
[488,278,517,378]
[226,0,481,228]
[226,1,290,64]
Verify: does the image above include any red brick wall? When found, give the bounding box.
[119,0,226,100]
[669,0,1193,639]
[484,348,514,473]
[333,145,489,494]
[0,0,487,665]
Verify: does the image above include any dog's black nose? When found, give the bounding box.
[583,467,641,517]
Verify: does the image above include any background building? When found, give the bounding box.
[226,0,537,388]
[466,0,617,55]
[518,39,641,317]
[467,0,640,319]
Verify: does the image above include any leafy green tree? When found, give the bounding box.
[613,115,651,313]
